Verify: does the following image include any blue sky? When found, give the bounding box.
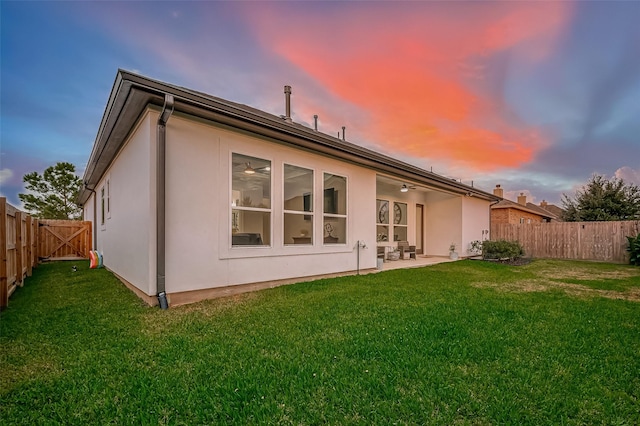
[2,1,639,208]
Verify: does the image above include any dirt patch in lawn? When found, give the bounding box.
[472,278,640,302]
[535,266,639,281]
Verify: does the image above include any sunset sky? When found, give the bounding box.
[2,1,639,207]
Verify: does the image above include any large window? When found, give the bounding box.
[231,153,271,246]
[393,202,408,241]
[376,199,389,242]
[323,173,347,244]
[284,164,314,245]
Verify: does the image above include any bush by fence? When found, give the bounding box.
[482,240,524,260]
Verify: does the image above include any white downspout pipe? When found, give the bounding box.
[156,94,174,309]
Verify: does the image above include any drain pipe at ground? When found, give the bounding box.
[156,94,175,309]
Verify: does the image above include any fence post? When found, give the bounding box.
[25,215,33,277]
[15,211,23,287]
[0,197,7,310]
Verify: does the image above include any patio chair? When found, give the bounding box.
[397,241,416,260]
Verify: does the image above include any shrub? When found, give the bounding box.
[627,233,640,266]
[482,240,524,260]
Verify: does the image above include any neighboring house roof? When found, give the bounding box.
[538,203,565,219]
[78,70,499,205]
[491,199,556,220]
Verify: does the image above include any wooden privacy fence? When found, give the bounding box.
[1,198,38,309]
[492,220,640,264]
[0,197,92,309]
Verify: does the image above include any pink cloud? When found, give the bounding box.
[615,166,640,185]
[241,2,574,171]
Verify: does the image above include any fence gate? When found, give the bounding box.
[38,220,92,260]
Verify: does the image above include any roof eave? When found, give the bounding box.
[78,70,499,204]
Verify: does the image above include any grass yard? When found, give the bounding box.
[1,260,639,425]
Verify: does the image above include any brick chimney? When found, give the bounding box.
[540,200,548,207]
[493,184,504,198]
[518,193,527,205]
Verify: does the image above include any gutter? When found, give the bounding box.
[156,94,174,309]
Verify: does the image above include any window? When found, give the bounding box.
[106,179,111,219]
[393,202,408,241]
[284,164,314,245]
[231,153,271,246]
[323,173,347,244]
[100,187,105,226]
[376,199,389,242]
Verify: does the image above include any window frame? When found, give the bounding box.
[100,185,106,229]
[283,163,315,246]
[230,152,273,248]
[376,199,390,242]
[106,178,111,220]
[322,172,348,245]
[392,201,408,242]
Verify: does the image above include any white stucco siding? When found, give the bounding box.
[95,111,156,296]
[163,113,377,293]
[164,114,221,288]
[461,196,491,256]
[424,192,462,256]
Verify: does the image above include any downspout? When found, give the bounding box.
[83,183,97,250]
[157,94,175,309]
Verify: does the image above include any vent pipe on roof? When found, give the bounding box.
[342,126,346,141]
[314,115,318,131]
[284,85,292,123]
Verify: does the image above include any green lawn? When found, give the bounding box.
[1,260,639,425]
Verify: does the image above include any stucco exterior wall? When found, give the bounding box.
[424,192,462,256]
[87,106,492,300]
[462,196,490,255]
[163,112,377,294]
[92,111,156,296]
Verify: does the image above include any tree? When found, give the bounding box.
[561,174,640,222]
[18,162,83,220]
